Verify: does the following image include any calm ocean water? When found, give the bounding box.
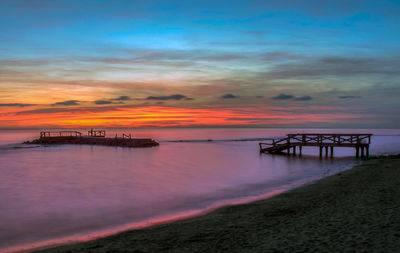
[1,128,400,252]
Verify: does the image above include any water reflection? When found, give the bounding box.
[0,129,399,252]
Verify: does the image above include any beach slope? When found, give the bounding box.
[36,156,400,252]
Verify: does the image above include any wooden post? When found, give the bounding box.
[293,146,296,155]
[319,146,323,158]
[325,146,328,157]
[299,146,302,156]
[356,146,360,158]
[330,146,334,157]
[361,146,365,158]
[366,146,369,157]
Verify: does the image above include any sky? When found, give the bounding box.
[0,0,399,129]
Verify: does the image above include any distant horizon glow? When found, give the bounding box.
[1,0,399,129]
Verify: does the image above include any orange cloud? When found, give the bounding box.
[0,105,369,129]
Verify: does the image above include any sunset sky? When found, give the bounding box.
[1,0,399,129]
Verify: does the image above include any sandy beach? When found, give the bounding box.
[32,155,400,253]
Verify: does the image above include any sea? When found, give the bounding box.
[1,128,400,252]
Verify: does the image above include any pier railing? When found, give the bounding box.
[286,134,371,145]
[40,129,106,138]
[260,134,371,146]
[259,133,372,158]
[88,129,106,137]
[40,131,82,138]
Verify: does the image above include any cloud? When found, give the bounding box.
[221,94,239,99]
[78,49,250,68]
[16,105,125,115]
[294,95,312,101]
[266,56,400,80]
[111,96,131,101]
[272,93,294,100]
[52,100,80,106]
[260,52,301,61]
[338,95,361,99]
[146,94,193,100]
[94,100,113,105]
[79,49,304,68]
[0,103,36,107]
[93,96,131,105]
[272,94,312,101]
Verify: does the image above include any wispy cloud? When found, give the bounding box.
[294,95,312,101]
[52,100,80,106]
[272,94,294,100]
[94,100,113,105]
[272,94,312,101]
[16,105,124,115]
[0,103,36,107]
[111,96,131,101]
[338,95,361,99]
[221,94,239,99]
[145,94,193,100]
[266,56,400,79]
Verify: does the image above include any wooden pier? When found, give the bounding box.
[259,134,372,158]
[25,130,159,148]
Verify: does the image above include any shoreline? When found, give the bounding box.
[3,161,351,253]
[30,155,400,253]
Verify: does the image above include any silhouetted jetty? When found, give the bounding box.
[259,134,372,158]
[24,130,159,148]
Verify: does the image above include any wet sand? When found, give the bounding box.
[35,155,400,253]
